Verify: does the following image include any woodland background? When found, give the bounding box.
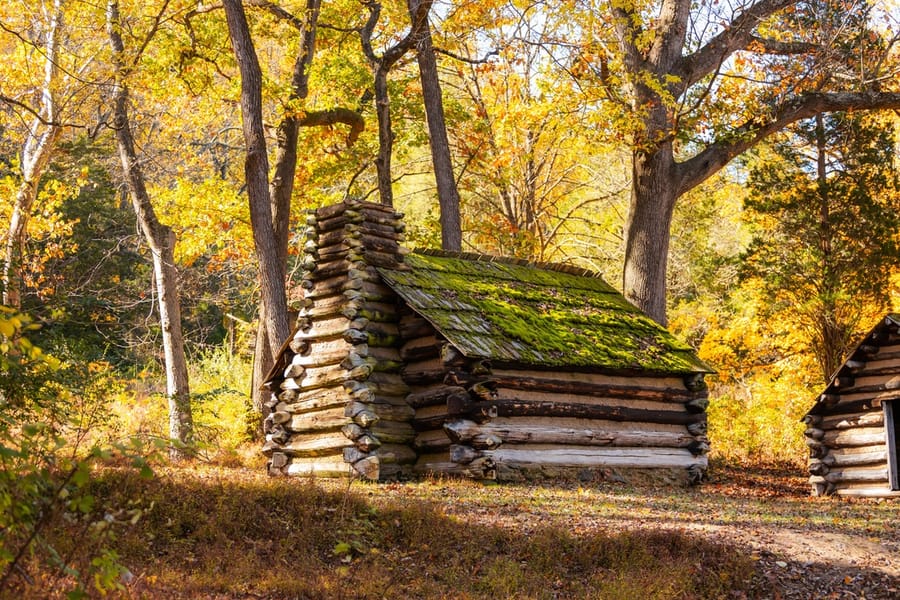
[0,0,899,596]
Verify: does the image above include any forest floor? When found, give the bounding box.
[684,465,900,599]
[12,458,900,599]
[363,462,900,599]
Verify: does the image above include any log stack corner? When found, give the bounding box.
[804,314,900,498]
[262,200,715,484]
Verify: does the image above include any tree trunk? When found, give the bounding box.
[408,0,461,251]
[373,66,394,206]
[222,0,292,359]
[622,144,678,326]
[2,0,64,309]
[107,0,193,460]
[3,183,40,309]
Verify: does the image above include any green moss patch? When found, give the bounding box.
[378,252,710,374]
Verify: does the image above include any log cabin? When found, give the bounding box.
[804,314,900,498]
[262,200,713,484]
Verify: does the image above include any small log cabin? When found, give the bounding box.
[262,200,713,484]
[804,314,900,498]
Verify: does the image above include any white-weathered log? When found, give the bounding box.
[278,431,353,457]
[824,467,889,483]
[827,450,887,467]
[822,426,886,447]
[833,487,900,498]
[820,411,884,430]
[494,386,694,413]
[482,445,706,470]
[288,406,352,432]
[443,418,695,449]
[284,456,352,478]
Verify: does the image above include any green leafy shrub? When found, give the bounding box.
[0,307,151,597]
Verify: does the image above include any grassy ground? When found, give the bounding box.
[7,458,900,599]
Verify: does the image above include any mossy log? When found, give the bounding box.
[346,400,414,422]
[372,443,417,464]
[342,420,416,445]
[365,372,411,396]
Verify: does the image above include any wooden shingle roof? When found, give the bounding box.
[806,313,900,416]
[377,250,712,375]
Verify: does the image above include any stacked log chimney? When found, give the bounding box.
[262,200,415,479]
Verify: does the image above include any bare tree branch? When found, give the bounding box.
[676,91,900,195]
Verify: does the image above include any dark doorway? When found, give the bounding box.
[886,401,900,491]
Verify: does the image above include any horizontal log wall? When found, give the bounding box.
[399,335,709,482]
[264,201,414,480]
[805,322,900,496]
[398,309,460,475]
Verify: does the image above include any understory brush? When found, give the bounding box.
[0,309,152,598]
[13,466,754,599]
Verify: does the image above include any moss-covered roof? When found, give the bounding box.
[377,251,712,375]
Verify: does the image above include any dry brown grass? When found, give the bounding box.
[8,462,753,599]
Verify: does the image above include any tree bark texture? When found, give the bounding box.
[407,0,461,251]
[610,0,900,325]
[360,0,433,207]
[107,0,193,458]
[222,0,291,363]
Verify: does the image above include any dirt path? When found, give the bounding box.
[692,468,900,599]
[385,465,900,599]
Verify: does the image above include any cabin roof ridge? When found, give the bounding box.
[412,248,601,279]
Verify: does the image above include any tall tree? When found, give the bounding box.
[742,110,899,381]
[1,0,66,308]
[357,0,432,206]
[575,0,900,324]
[222,0,292,374]
[106,0,194,458]
[204,0,365,425]
[407,0,461,251]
